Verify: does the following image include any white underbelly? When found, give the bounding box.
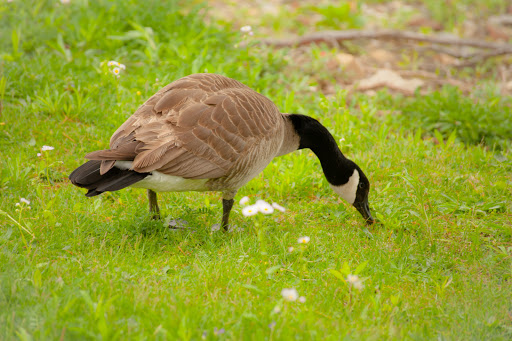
[115,161,209,192]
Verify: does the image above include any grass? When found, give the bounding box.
[1,0,512,340]
[357,87,512,150]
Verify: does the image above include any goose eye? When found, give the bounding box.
[358,182,364,189]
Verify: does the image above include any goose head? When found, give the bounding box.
[329,163,374,224]
[287,114,375,225]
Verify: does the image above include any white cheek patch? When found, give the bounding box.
[330,169,359,204]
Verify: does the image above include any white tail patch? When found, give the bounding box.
[114,161,208,192]
[330,169,359,204]
[114,161,133,170]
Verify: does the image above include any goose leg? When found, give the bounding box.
[147,189,160,220]
[221,198,234,231]
[221,190,237,231]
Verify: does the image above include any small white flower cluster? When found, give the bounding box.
[281,288,306,303]
[240,25,254,36]
[288,236,310,252]
[288,236,311,253]
[107,60,126,78]
[239,197,285,217]
[15,198,31,210]
[347,274,364,290]
[297,236,310,244]
[38,145,54,157]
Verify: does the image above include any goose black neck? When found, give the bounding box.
[288,114,354,186]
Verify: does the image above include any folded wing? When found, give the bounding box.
[85,73,281,179]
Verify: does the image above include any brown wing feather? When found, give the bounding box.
[86,73,281,179]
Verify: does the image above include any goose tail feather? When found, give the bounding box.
[69,160,148,197]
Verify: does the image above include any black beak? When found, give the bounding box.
[354,197,374,225]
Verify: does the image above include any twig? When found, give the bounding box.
[455,48,512,67]
[177,245,188,256]
[414,45,475,59]
[62,132,76,143]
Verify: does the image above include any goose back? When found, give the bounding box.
[86,74,285,190]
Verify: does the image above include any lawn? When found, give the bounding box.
[1,0,511,340]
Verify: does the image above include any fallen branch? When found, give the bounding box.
[415,45,475,59]
[258,29,512,51]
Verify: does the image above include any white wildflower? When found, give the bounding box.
[20,198,30,205]
[41,145,54,151]
[240,25,252,33]
[242,205,258,217]
[60,0,70,4]
[255,200,274,214]
[271,305,281,314]
[297,236,310,244]
[239,196,250,205]
[15,203,20,207]
[106,61,125,76]
[272,202,286,212]
[288,247,294,253]
[37,153,42,157]
[347,274,364,290]
[298,296,306,303]
[281,288,298,302]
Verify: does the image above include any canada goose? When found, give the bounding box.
[69,73,374,229]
